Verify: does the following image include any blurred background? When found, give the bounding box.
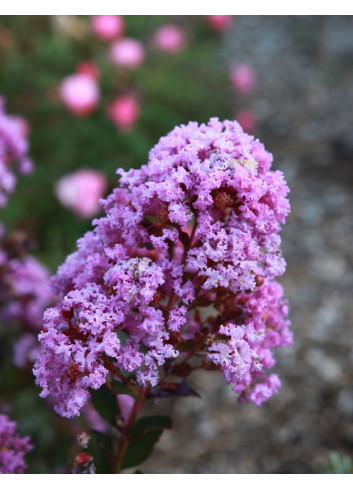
[0,15,353,473]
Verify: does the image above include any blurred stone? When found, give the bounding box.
[141,16,353,474]
[337,388,353,418]
[306,349,342,382]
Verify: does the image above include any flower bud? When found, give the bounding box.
[206,15,233,32]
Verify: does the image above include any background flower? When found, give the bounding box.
[153,24,187,54]
[230,63,256,95]
[55,168,107,218]
[206,15,233,32]
[91,15,124,42]
[109,38,145,69]
[59,74,100,117]
[0,414,32,474]
[108,95,140,133]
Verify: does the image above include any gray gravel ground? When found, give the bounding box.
[139,16,353,473]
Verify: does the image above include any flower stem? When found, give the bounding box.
[113,384,149,473]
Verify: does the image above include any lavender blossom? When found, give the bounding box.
[34,119,291,418]
[0,414,32,474]
[0,97,33,207]
[0,248,53,330]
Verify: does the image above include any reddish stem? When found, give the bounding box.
[104,358,140,395]
[113,384,149,473]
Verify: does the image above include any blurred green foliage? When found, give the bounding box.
[0,15,233,271]
[328,452,353,474]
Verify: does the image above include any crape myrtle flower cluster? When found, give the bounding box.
[0,414,33,474]
[34,118,291,418]
[0,97,33,207]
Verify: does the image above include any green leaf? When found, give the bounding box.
[149,380,201,399]
[120,416,172,469]
[328,452,353,474]
[90,385,117,426]
[88,430,114,474]
[132,415,173,437]
[116,330,129,345]
[120,430,163,470]
[111,381,140,401]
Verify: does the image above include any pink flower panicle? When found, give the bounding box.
[207,280,291,404]
[34,118,291,418]
[55,169,108,219]
[0,414,33,474]
[0,97,33,207]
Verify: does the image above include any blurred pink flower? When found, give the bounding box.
[17,158,33,175]
[236,109,256,133]
[6,116,33,174]
[153,24,187,54]
[91,15,124,41]
[59,74,100,117]
[109,38,145,69]
[82,403,109,433]
[8,115,30,139]
[230,63,256,94]
[108,95,140,132]
[55,169,107,219]
[76,61,99,80]
[206,15,233,32]
[13,334,41,369]
[117,394,134,425]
